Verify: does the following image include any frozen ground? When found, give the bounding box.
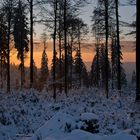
[0,88,139,140]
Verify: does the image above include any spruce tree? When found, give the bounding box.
[92,0,115,97]
[111,38,118,89]
[2,0,15,92]
[74,49,88,88]
[39,47,49,90]
[111,37,127,88]
[13,0,29,88]
[90,54,99,87]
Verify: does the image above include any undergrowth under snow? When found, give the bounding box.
[0,88,139,140]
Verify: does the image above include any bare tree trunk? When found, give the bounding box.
[78,24,81,87]
[30,0,34,88]
[95,24,100,88]
[58,5,62,93]
[21,62,23,88]
[96,42,99,88]
[111,38,114,90]
[23,60,25,86]
[64,0,68,95]
[20,51,24,88]
[53,0,57,100]
[136,0,140,101]
[19,0,24,89]
[115,0,121,93]
[105,0,109,98]
[59,27,62,93]
[7,0,12,93]
[70,36,73,89]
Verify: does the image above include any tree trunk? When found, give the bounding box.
[136,0,140,101]
[30,0,33,88]
[96,44,99,88]
[70,35,73,89]
[64,0,68,95]
[53,0,57,100]
[111,38,114,90]
[21,51,24,89]
[78,24,81,88]
[58,4,62,93]
[105,0,109,98]
[19,0,24,89]
[95,23,100,88]
[115,0,121,93]
[7,0,12,93]
[59,24,62,93]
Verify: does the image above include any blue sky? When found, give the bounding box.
[79,0,135,41]
[80,0,135,24]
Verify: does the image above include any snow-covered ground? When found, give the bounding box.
[0,88,139,140]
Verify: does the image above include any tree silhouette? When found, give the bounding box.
[13,0,29,88]
[39,47,49,90]
[115,0,121,92]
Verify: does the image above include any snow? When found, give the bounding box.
[0,88,139,140]
[80,113,99,121]
[0,125,17,140]
[63,130,137,140]
[62,129,101,140]
[99,133,137,140]
[28,112,137,140]
[29,112,76,140]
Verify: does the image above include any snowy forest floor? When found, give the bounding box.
[0,88,140,140]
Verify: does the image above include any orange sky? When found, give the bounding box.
[10,41,136,69]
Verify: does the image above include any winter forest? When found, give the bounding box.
[0,0,140,140]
